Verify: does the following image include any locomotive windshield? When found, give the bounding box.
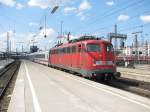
[106,44,113,52]
[87,44,100,52]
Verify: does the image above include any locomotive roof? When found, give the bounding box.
[51,36,111,50]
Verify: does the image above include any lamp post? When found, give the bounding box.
[43,6,59,38]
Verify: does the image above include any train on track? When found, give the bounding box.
[28,36,120,81]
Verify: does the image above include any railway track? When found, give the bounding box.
[104,77,150,98]
[0,61,20,102]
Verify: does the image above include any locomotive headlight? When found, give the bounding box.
[94,60,102,65]
[107,61,113,65]
[93,60,114,66]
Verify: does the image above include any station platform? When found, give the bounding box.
[0,59,14,70]
[8,60,150,112]
[117,67,150,82]
[135,64,150,70]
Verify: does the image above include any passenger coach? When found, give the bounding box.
[49,36,118,80]
[28,51,49,65]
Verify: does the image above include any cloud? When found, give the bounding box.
[0,28,57,51]
[106,1,114,6]
[63,0,91,20]
[28,0,73,9]
[35,28,57,50]
[16,3,24,9]
[28,0,50,9]
[78,0,91,11]
[118,15,129,21]
[64,7,77,14]
[140,15,150,23]
[28,22,39,27]
[0,0,24,9]
[0,0,15,7]
[0,30,17,52]
[39,28,56,38]
[80,15,86,21]
[77,0,91,21]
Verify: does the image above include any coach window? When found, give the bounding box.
[42,54,45,58]
[87,44,100,52]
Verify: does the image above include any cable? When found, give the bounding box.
[92,10,150,34]
[119,23,150,32]
[74,0,145,32]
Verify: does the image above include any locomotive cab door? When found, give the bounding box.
[76,44,82,69]
[80,43,86,69]
[76,43,86,69]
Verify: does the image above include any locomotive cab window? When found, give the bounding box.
[106,44,113,52]
[86,44,100,52]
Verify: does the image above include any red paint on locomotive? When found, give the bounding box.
[49,37,117,79]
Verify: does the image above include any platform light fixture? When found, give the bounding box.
[51,6,59,14]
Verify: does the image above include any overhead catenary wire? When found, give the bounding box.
[73,0,145,33]
[91,10,150,34]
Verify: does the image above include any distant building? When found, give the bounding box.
[148,44,150,56]
[121,42,150,56]
[122,46,133,56]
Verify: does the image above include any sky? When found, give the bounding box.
[0,0,150,52]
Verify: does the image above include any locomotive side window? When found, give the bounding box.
[72,46,76,53]
[63,48,65,53]
[106,44,113,52]
[78,44,82,52]
[64,47,67,53]
[67,47,71,53]
[87,44,100,52]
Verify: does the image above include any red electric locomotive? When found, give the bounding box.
[49,36,119,81]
